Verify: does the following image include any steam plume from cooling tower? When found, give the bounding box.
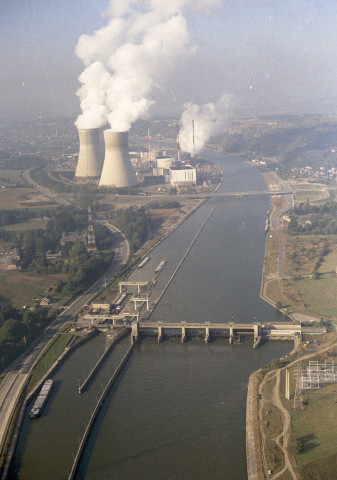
[75,0,221,130]
[179,94,232,155]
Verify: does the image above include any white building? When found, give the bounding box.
[169,166,197,186]
[156,156,174,169]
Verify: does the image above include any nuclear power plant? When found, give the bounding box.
[99,130,137,188]
[75,128,103,178]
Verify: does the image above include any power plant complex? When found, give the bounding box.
[75,128,137,188]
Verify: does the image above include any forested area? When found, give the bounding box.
[56,242,113,297]
[0,206,113,273]
[0,207,54,226]
[0,305,50,369]
[114,206,148,252]
[148,200,180,209]
[219,117,337,170]
[289,202,337,235]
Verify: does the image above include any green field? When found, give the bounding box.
[290,183,328,203]
[293,275,337,318]
[318,250,337,274]
[292,383,337,465]
[290,183,325,191]
[0,271,65,308]
[3,220,48,231]
[294,190,327,203]
[0,169,25,186]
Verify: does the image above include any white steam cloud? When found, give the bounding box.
[75,0,222,130]
[179,94,232,154]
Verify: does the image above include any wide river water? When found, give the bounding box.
[9,154,290,480]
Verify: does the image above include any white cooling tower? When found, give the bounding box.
[99,131,137,188]
[75,128,102,178]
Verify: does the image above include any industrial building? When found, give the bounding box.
[169,165,197,186]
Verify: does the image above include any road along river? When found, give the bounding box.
[9,154,291,480]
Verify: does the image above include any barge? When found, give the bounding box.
[138,257,150,268]
[155,260,166,274]
[30,379,53,419]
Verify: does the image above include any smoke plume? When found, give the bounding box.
[179,94,232,154]
[75,0,222,130]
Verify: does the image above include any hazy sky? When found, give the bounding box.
[2,0,337,122]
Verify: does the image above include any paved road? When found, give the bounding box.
[22,168,71,206]
[0,175,129,461]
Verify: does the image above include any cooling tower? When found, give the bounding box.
[99,131,137,188]
[75,128,102,178]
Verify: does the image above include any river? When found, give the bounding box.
[9,154,290,480]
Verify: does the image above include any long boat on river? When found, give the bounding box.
[154,260,166,274]
[29,379,53,419]
[138,257,150,268]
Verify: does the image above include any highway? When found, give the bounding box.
[22,167,71,206]
[0,174,130,467]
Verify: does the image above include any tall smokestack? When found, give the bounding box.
[99,131,137,188]
[192,119,196,158]
[75,128,102,178]
[176,123,180,163]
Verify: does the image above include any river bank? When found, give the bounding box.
[247,164,337,480]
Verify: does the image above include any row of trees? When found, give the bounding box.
[294,201,337,216]
[0,207,55,226]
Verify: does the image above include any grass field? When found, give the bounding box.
[263,233,278,278]
[292,383,337,465]
[294,190,326,203]
[0,169,25,185]
[284,235,327,278]
[290,183,328,204]
[3,220,48,231]
[27,334,73,391]
[265,235,337,317]
[0,188,36,209]
[298,451,337,480]
[318,250,337,273]
[0,271,65,308]
[267,275,337,318]
[294,275,337,318]
[290,183,325,191]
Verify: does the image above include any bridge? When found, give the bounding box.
[129,321,304,348]
[192,190,291,198]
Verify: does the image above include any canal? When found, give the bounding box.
[9,154,291,480]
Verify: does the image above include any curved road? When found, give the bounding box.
[0,171,129,464]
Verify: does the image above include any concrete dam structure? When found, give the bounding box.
[75,128,103,178]
[99,131,137,188]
